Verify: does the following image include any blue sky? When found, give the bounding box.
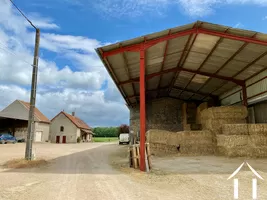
[1,0,267,127]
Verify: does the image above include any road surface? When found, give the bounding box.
[0,143,168,200]
[0,143,267,200]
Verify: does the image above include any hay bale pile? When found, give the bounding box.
[201,106,247,135]
[196,102,208,125]
[147,129,216,156]
[217,124,267,157]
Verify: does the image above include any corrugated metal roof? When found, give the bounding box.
[96,21,267,106]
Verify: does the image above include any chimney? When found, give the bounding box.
[72,111,75,116]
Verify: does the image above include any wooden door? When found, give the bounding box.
[56,136,60,143]
[35,131,42,142]
[62,136,66,144]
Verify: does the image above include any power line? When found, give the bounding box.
[9,0,37,30]
[0,41,33,66]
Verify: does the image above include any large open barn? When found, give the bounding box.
[97,21,267,171]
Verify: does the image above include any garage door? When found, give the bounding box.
[35,131,42,142]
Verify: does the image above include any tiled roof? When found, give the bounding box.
[52,111,91,130]
[18,100,50,123]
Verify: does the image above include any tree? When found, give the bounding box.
[119,124,129,134]
[92,127,119,137]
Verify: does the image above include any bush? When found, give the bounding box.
[92,127,120,137]
[77,137,81,143]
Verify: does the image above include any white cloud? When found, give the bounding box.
[178,0,267,16]
[26,13,60,30]
[92,0,171,18]
[41,33,101,53]
[0,0,129,127]
[81,0,267,17]
[0,85,129,127]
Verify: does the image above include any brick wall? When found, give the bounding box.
[129,98,183,133]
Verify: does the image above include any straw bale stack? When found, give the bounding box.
[251,147,267,157]
[217,135,249,148]
[202,119,246,134]
[216,124,267,157]
[217,146,267,158]
[247,124,267,136]
[222,124,248,135]
[201,106,247,135]
[216,147,254,157]
[196,102,208,124]
[146,129,215,155]
[249,135,267,146]
[201,106,248,120]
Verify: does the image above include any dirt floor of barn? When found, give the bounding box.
[111,145,267,199]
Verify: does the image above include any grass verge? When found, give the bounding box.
[93,137,119,142]
[3,158,48,169]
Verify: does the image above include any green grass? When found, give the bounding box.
[93,137,119,142]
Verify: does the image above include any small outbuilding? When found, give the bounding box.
[0,100,50,142]
[50,111,93,143]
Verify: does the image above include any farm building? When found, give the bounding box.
[50,111,93,143]
[0,100,50,142]
[97,21,267,171]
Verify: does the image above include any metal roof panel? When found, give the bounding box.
[97,21,267,106]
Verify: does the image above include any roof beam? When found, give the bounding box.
[197,28,267,46]
[156,30,171,98]
[187,29,230,100]
[188,34,256,100]
[172,86,217,98]
[127,86,216,99]
[197,33,259,99]
[119,66,243,86]
[102,28,196,58]
[168,23,200,95]
[101,27,267,58]
[99,49,132,106]
[121,50,138,103]
[179,35,225,99]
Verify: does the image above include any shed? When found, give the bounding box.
[96,21,267,171]
[0,100,50,142]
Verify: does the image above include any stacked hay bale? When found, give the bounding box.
[146,129,215,156]
[182,102,202,131]
[196,102,208,125]
[201,106,248,135]
[217,124,267,157]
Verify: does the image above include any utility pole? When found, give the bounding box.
[25,28,40,160]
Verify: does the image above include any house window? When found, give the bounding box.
[60,126,64,132]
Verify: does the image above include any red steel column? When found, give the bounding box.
[242,85,248,107]
[139,47,146,172]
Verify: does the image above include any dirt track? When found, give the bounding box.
[0,143,167,200]
[0,143,267,200]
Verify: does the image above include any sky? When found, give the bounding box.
[1,0,267,127]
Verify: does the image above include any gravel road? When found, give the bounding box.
[0,143,266,200]
[0,143,168,200]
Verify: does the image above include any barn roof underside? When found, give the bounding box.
[96,21,267,107]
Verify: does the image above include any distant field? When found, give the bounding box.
[93,137,119,142]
